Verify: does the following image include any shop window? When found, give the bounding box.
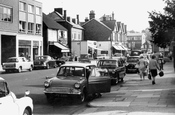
[28,22,34,34]
[0,5,12,22]
[19,21,26,33]
[36,24,41,34]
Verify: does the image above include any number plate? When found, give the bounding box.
[51,87,69,93]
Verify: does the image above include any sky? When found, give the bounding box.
[37,0,166,32]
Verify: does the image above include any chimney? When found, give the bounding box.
[77,15,79,24]
[67,16,71,22]
[64,10,67,20]
[85,17,89,22]
[112,12,114,20]
[54,8,63,15]
[72,18,76,24]
[89,10,95,20]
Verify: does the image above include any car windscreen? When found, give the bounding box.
[127,57,139,62]
[35,56,47,60]
[57,66,85,77]
[97,60,116,66]
[7,58,18,62]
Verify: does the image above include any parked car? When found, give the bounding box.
[34,55,57,69]
[79,54,91,63]
[2,57,33,73]
[125,56,140,73]
[44,62,111,103]
[130,50,143,56]
[96,54,109,59]
[0,77,33,115]
[97,58,126,85]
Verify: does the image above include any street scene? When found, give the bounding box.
[1,0,175,115]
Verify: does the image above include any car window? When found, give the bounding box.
[0,82,9,98]
[90,68,108,77]
[98,60,116,66]
[57,66,85,77]
[7,58,18,62]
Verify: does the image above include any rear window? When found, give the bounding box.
[131,51,142,56]
[97,60,117,66]
[127,57,139,62]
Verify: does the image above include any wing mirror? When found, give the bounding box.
[24,90,30,96]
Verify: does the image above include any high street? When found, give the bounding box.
[0,61,174,115]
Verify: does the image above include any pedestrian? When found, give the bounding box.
[158,53,164,70]
[149,55,160,85]
[137,54,148,80]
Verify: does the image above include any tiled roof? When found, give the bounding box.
[82,18,112,41]
[43,13,67,31]
[101,20,116,31]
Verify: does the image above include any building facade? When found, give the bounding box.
[0,0,43,68]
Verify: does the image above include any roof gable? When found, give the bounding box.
[82,19,112,41]
[43,13,67,31]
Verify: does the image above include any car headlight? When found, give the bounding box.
[44,81,51,88]
[74,83,80,89]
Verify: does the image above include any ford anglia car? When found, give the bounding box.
[44,62,111,103]
[0,77,33,115]
[125,56,140,73]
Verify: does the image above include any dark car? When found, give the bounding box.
[34,55,57,69]
[79,54,91,63]
[97,58,126,85]
[44,62,111,103]
[125,56,140,73]
[130,50,143,56]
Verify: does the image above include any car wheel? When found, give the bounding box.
[120,78,124,82]
[79,91,86,103]
[28,66,33,72]
[46,63,50,69]
[23,109,30,115]
[111,78,119,85]
[18,67,22,73]
[46,93,54,104]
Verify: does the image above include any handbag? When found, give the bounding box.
[159,71,164,77]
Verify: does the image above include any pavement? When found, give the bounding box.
[75,62,175,115]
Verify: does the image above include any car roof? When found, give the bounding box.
[61,62,96,67]
[8,57,25,59]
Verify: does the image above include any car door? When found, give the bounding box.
[87,68,111,94]
[117,59,126,78]
[0,82,18,115]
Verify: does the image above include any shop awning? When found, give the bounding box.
[52,42,70,52]
[120,45,129,50]
[88,44,103,50]
[112,45,124,50]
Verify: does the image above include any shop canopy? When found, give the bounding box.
[112,45,125,50]
[51,42,70,52]
[88,44,103,50]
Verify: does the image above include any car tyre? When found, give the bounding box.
[23,109,30,115]
[46,93,54,104]
[79,91,86,103]
[46,63,50,69]
[28,65,33,72]
[18,67,22,73]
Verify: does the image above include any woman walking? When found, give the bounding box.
[149,55,160,85]
[137,54,148,80]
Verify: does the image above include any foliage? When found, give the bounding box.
[148,0,175,48]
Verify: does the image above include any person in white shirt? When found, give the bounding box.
[149,55,160,85]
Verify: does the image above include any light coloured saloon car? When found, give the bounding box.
[44,62,111,103]
[0,77,33,115]
[2,57,33,73]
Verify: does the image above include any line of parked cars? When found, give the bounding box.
[2,55,66,73]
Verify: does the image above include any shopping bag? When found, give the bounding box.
[148,73,151,80]
[159,71,164,77]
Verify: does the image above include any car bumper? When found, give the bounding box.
[34,65,46,68]
[44,88,82,95]
[3,67,18,70]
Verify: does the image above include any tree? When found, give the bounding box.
[148,0,175,48]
